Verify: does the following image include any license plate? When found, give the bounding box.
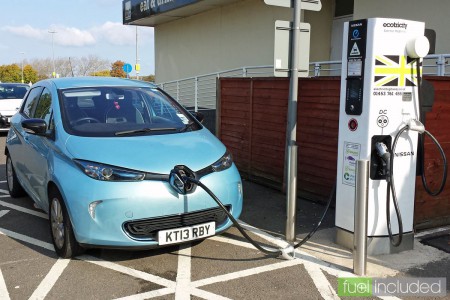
[158,221,215,245]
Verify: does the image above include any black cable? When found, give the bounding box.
[421,130,448,196]
[186,177,335,256]
[188,178,282,256]
[415,59,448,196]
[387,125,408,246]
[293,183,335,249]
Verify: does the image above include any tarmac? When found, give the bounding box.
[239,178,450,290]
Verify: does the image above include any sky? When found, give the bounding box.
[0,0,155,76]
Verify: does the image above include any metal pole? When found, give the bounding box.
[48,30,57,78]
[354,159,369,276]
[20,52,25,83]
[136,26,140,80]
[285,0,301,242]
[194,77,198,112]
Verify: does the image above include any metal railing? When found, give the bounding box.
[159,54,450,110]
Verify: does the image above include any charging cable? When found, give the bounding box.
[173,171,335,259]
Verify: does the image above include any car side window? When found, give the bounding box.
[33,88,52,126]
[21,87,44,118]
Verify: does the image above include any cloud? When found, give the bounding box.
[2,24,95,47]
[91,22,154,46]
[2,22,153,48]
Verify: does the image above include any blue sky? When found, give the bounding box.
[0,0,155,75]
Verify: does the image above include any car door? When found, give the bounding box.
[11,86,44,196]
[21,87,55,209]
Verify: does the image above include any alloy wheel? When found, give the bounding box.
[51,198,65,249]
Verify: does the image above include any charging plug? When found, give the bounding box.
[375,142,391,182]
[407,119,425,133]
[280,245,295,260]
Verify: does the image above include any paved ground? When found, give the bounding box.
[0,134,448,300]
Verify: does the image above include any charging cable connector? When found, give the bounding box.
[407,119,425,133]
[375,142,391,182]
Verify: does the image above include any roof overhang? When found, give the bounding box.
[123,0,242,27]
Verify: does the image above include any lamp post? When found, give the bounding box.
[20,52,25,83]
[48,30,57,78]
[135,26,140,80]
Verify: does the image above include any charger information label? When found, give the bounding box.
[342,142,361,186]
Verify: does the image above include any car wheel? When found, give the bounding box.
[49,188,84,258]
[6,154,26,198]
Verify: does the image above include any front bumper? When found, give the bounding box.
[56,163,243,248]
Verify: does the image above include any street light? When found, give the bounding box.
[20,52,25,83]
[48,30,57,78]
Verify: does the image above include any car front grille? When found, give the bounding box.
[123,205,231,240]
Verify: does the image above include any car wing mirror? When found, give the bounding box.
[192,111,204,123]
[22,118,48,136]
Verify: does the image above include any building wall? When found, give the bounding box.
[155,0,334,83]
[219,76,450,228]
[354,0,450,53]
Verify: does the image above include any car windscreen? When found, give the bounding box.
[0,84,29,100]
[60,86,201,137]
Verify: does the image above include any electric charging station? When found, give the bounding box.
[335,18,431,255]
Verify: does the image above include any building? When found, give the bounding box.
[123,0,450,83]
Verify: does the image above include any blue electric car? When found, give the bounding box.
[5,77,243,258]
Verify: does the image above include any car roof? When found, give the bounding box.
[36,77,157,90]
[0,83,30,87]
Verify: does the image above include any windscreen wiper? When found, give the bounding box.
[115,127,177,136]
[178,122,196,133]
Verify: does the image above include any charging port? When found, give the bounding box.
[370,135,392,180]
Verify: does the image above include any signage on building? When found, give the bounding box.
[123,0,199,24]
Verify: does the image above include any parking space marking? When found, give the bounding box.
[113,287,174,300]
[304,262,340,300]
[28,258,70,300]
[0,191,378,299]
[78,255,177,288]
[0,200,47,219]
[192,258,303,288]
[0,268,10,300]
[0,189,10,195]
[175,244,192,300]
[0,210,9,218]
[0,227,54,251]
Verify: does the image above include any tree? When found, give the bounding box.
[75,55,110,76]
[0,64,21,82]
[141,75,155,82]
[90,70,111,77]
[110,60,126,78]
[23,65,39,83]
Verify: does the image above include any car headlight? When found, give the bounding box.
[74,160,145,181]
[211,151,233,172]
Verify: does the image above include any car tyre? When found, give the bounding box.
[6,154,26,198]
[49,188,84,258]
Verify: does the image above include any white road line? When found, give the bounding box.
[304,262,340,300]
[0,268,10,300]
[0,200,48,219]
[189,287,233,300]
[210,235,257,250]
[0,210,10,218]
[28,258,70,300]
[0,195,10,198]
[77,255,176,288]
[0,227,54,251]
[175,244,191,300]
[0,189,10,195]
[0,181,6,183]
[113,287,174,300]
[192,259,303,288]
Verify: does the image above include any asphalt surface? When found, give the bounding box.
[0,133,448,300]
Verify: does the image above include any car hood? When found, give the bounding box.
[64,129,226,174]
